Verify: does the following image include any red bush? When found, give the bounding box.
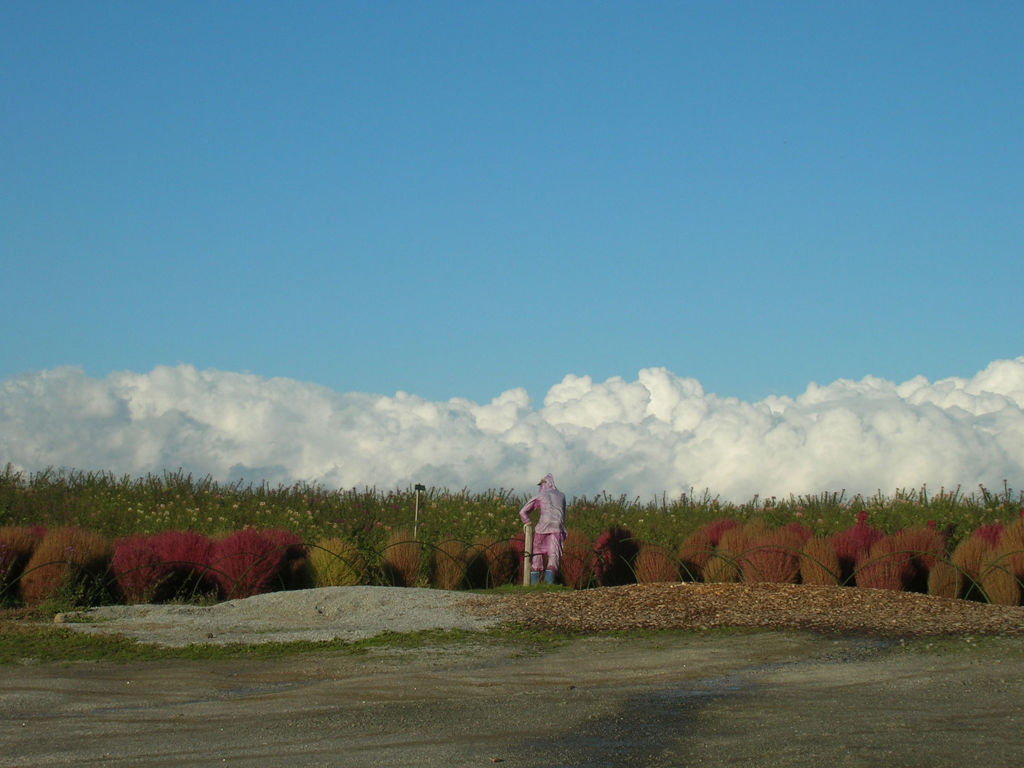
[702,518,740,547]
[148,530,216,601]
[972,523,1004,548]
[211,529,282,599]
[831,512,885,585]
[111,535,162,603]
[259,529,311,590]
[559,530,593,589]
[592,526,639,587]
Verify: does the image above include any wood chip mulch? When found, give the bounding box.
[481,582,1024,638]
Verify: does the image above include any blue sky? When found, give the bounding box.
[2,3,1023,497]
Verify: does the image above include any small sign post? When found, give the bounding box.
[413,483,426,539]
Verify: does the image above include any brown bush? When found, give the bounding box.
[20,526,113,607]
[559,529,593,590]
[799,536,842,586]
[978,523,1024,605]
[309,537,365,587]
[633,543,679,584]
[854,536,912,591]
[381,528,421,587]
[742,527,802,584]
[0,526,42,604]
[951,534,994,600]
[978,544,1023,606]
[677,529,712,582]
[432,537,467,590]
[926,559,961,599]
[891,526,948,592]
[703,526,746,583]
[466,536,517,589]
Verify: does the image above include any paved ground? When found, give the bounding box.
[4,630,1024,767]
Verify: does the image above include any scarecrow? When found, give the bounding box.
[518,473,567,585]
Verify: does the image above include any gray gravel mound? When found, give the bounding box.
[55,586,503,647]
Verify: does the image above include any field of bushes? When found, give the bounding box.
[2,464,1024,610]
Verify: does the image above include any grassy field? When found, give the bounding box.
[3,464,1020,550]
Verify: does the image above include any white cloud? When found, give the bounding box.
[2,358,1023,501]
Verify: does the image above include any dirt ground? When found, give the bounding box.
[4,630,1024,768]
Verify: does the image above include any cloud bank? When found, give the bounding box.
[2,359,1023,501]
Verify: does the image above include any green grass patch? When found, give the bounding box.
[0,612,572,666]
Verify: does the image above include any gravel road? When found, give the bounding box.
[5,630,1024,767]
[5,585,1024,767]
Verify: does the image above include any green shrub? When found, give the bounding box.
[309,537,365,587]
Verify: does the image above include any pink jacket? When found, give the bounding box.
[518,474,566,535]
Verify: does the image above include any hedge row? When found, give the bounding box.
[3,512,1024,608]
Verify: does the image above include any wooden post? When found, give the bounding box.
[522,523,534,586]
